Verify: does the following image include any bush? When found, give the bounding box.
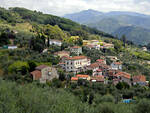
[134,99,150,113]
[100,94,115,103]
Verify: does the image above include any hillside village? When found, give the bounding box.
[27,38,147,87]
[1,7,150,113]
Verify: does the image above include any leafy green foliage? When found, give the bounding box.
[0,31,10,46]
[8,61,29,74]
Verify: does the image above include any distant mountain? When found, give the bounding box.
[64,9,103,24]
[113,26,150,45]
[64,9,150,45]
[105,11,149,17]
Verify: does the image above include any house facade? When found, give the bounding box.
[54,51,70,58]
[96,59,106,64]
[114,72,131,85]
[70,46,82,55]
[31,65,59,83]
[65,56,91,73]
[111,62,122,70]
[101,42,114,49]
[87,63,100,76]
[133,75,147,86]
[90,75,105,83]
[49,39,62,46]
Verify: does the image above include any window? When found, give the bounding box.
[48,72,51,76]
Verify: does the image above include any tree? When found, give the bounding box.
[0,31,10,46]
[8,61,29,75]
[58,69,66,81]
[30,35,45,52]
[114,41,123,53]
[28,61,37,72]
[43,25,66,47]
[121,35,126,47]
[134,99,150,113]
[116,82,130,90]
[89,92,94,104]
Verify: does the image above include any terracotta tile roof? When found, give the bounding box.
[30,70,41,80]
[96,59,104,62]
[35,65,49,70]
[71,77,78,81]
[67,56,87,60]
[99,64,110,69]
[76,74,89,78]
[115,72,131,79]
[61,56,69,59]
[113,62,122,65]
[97,69,102,72]
[71,46,81,49]
[88,63,99,68]
[54,51,70,55]
[108,69,117,76]
[133,75,146,82]
[91,75,104,82]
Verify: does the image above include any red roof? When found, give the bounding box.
[91,75,104,82]
[88,63,99,68]
[67,56,87,60]
[108,69,117,76]
[97,69,102,72]
[30,70,41,80]
[76,74,89,78]
[54,51,70,55]
[115,72,131,79]
[133,75,146,82]
[71,77,78,81]
[96,59,104,62]
[113,62,122,65]
[61,56,69,59]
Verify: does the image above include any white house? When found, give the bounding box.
[87,63,100,76]
[8,46,18,50]
[64,56,91,73]
[49,39,62,46]
[70,46,82,55]
[111,62,122,70]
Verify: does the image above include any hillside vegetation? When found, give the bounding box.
[0,7,114,40]
[1,7,150,113]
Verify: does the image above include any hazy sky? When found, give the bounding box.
[0,0,150,16]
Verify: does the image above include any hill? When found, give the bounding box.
[64,9,150,45]
[0,7,114,40]
[113,26,150,45]
[64,9,103,24]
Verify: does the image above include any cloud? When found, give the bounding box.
[0,0,150,16]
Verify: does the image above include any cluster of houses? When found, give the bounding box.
[29,39,148,86]
[53,44,147,86]
[70,58,147,86]
[83,40,114,50]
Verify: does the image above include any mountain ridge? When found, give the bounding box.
[64,9,150,45]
